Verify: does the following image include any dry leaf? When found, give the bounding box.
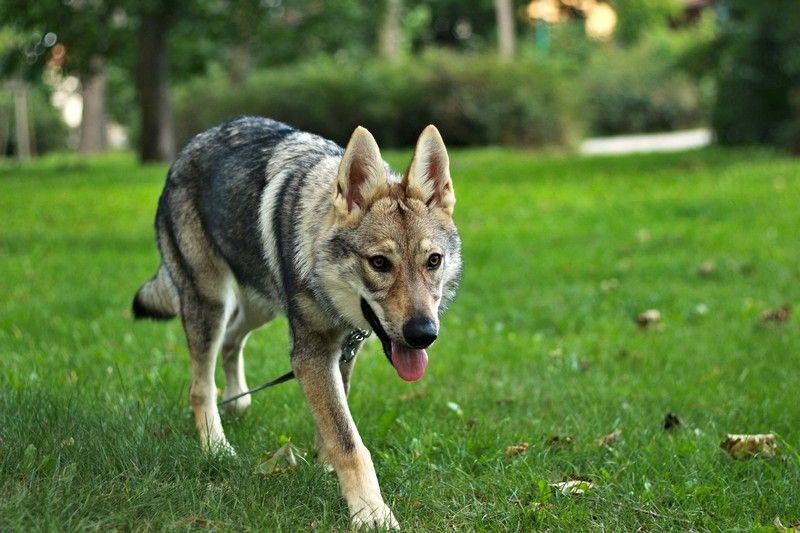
[151,427,173,438]
[697,259,716,277]
[254,443,305,475]
[721,433,778,459]
[545,435,573,449]
[504,443,529,458]
[177,516,212,528]
[550,479,595,496]
[662,412,681,431]
[600,278,619,292]
[597,429,621,447]
[774,516,800,531]
[399,388,426,401]
[635,309,661,328]
[761,305,791,324]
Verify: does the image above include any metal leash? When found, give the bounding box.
[217,329,370,407]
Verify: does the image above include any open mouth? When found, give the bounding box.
[360,298,428,382]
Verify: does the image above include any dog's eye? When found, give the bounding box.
[427,253,442,270]
[368,255,392,272]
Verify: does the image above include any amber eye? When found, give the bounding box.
[427,253,442,270]
[368,255,392,272]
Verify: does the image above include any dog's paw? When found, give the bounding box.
[350,502,399,530]
[203,437,237,457]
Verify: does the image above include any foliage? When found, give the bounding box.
[711,0,800,152]
[583,36,706,135]
[174,50,582,149]
[2,148,800,529]
[610,0,682,45]
[0,0,128,77]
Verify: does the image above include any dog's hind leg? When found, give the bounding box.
[220,296,276,414]
[182,287,235,454]
[158,198,236,454]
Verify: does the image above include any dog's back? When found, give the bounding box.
[133,116,343,319]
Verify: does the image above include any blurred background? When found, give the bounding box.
[0,0,798,161]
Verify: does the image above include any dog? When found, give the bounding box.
[132,117,462,528]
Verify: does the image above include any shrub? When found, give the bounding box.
[173,51,582,149]
[583,38,706,136]
[712,0,800,153]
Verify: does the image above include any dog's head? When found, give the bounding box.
[318,125,462,381]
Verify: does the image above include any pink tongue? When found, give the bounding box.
[390,341,429,382]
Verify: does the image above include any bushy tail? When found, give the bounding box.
[132,265,179,320]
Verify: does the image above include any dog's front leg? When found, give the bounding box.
[292,330,398,530]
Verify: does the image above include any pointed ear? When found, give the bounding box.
[334,126,388,217]
[405,125,455,215]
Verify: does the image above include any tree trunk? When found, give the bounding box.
[494,0,516,61]
[13,81,31,161]
[227,45,253,85]
[379,0,402,62]
[136,12,175,162]
[79,57,108,154]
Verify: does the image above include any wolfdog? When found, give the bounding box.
[132,117,462,528]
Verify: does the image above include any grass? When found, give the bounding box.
[1,147,799,530]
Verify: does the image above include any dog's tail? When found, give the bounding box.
[132,265,179,321]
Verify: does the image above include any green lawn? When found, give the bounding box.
[1,148,799,530]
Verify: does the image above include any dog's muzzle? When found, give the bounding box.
[360,298,430,382]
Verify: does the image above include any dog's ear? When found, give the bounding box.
[334,126,388,217]
[404,125,455,216]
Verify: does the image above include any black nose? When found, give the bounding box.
[402,316,438,348]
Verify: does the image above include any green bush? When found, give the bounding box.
[174,51,582,149]
[583,38,706,136]
[712,0,800,152]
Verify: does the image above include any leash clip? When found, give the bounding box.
[340,328,370,364]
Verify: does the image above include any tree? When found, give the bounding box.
[380,0,403,61]
[0,0,128,154]
[712,0,800,153]
[133,2,177,161]
[494,0,515,60]
[0,28,56,159]
[610,0,681,45]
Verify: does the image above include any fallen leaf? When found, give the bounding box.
[177,516,212,528]
[545,435,573,449]
[151,427,173,438]
[697,259,716,277]
[399,388,426,401]
[774,516,800,531]
[254,443,305,476]
[721,433,779,459]
[550,479,595,496]
[600,278,619,292]
[597,429,621,447]
[662,412,681,431]
[761,305,791,324]
[504,443,529,458]
[635,309,661,328]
